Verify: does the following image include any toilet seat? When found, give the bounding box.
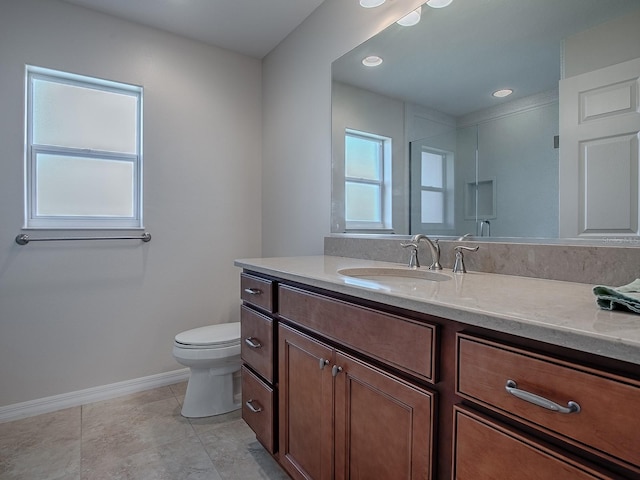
[174,323,240,349]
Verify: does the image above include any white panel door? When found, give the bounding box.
[559,57,640,237]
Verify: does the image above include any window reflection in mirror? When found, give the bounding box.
[345,130,391,230]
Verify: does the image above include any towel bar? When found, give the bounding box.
[15,233,151,245]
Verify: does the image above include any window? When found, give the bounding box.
[410,144,455,235]
[420,150,447,224]
[25,66,142,229]
[344,130,392,230]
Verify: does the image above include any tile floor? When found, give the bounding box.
[0,382,289,480]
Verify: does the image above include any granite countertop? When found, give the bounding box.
[235,255,640,366]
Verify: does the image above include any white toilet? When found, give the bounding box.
[173,322,242,418]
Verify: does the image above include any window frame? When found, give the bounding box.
[24,66,143,230]
[344,129,392,231]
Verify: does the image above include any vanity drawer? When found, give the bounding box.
[453,406,614,479]
[278,285,437,383]
[241,273,275,313]
[456,334,640,471]
[241,305,274,383]
[242,366,275,454]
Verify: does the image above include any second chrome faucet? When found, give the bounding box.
[401,234,442,270]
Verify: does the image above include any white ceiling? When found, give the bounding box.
[61,0,326,59]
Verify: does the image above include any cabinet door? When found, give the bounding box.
[334,352,435,480]
[241,305,274,383]
[279,324,334,480]
[241,273,275,313]
[241,366,274,454]
[456,334,640,472]
[453,406,614,480]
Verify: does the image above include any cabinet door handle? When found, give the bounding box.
[505,380,580,414]
[319,358,330,370]
[244,337,262,349]
[244,288,262,295]
[245,399,263,413]
[331,365,343,377]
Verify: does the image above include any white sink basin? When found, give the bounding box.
[337,267,451,282]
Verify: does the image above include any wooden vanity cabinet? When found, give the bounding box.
[453,406,614,480]
[278,323,435,480]
[277,324,333,480]
[454,333,640,479]
[239,270,640,479]
[239,273,278,455]
[241,365,275,453]
[240,272,274,313]
[278,284,437,383]
[276,284,437,480]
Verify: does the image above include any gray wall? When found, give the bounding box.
[0,0,262,406]
[564,9,640,78]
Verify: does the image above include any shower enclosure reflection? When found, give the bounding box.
[409,96,559,238]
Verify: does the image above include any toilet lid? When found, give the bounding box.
[174,322,240,347]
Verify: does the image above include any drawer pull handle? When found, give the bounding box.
[332,365,343,377]
[319,358,330,370]
[245,399,263,413]
[244,288,262,295]
[505,380,580,414]
[245,337,262,349]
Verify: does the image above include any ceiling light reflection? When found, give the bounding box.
[492,88,514,98]
[427,0,453,8]
[359,0,386,8]
[397,7,422,26]
[362,55,383,67]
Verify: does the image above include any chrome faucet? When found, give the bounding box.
[401,234,442,270]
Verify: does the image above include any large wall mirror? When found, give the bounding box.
[331,0,640,240]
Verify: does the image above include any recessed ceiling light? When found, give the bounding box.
[360,0,386,7]
[397,7,422,27]
[427,0,453,8]
[492,89,513,98]
[362,55,383,67]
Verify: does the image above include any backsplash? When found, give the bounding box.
[324,236,640,286]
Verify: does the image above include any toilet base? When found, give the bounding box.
[181,365,241,418]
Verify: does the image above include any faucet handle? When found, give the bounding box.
[400,241,420,268]
[453,245,479,274]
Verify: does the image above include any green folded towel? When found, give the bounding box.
[593,279,640,314]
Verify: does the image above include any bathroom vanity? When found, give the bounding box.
[236,256,640,480]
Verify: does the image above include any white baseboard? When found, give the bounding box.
[0,368,190,423]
